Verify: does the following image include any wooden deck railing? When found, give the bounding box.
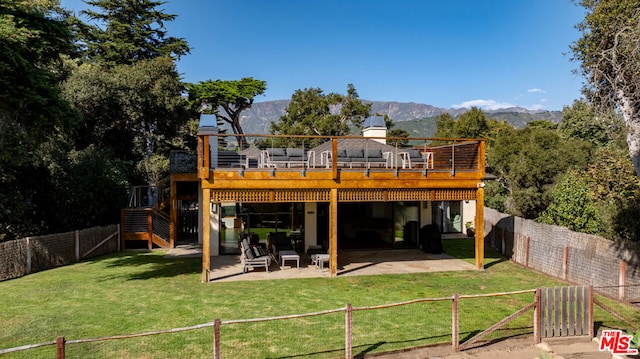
[196,133,485,177]
[121,208,171,249]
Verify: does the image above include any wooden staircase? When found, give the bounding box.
[121,185,173,249]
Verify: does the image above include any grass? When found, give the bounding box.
[0,238,629,358]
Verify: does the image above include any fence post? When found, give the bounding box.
[26,237,31,274]
[524,236,530,267]
[587,286,594,338]
[213,319,221,359]
[534,288,541,343]
[452,293,459,352]
[345,304,352,359]
[75,230,80,262]
[56,336,65,359]
[563,246,569,280]
[619,260,626,301]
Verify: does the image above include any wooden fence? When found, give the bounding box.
[1,287,608,359]
[0,224,120,281]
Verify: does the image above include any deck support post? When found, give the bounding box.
[202,187,211,282]
[475,185,485,270]
[330,188,338,277]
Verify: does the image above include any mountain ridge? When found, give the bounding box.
[237,100,562,136]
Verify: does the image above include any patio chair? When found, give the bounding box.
[240,238,272,273]
[399,149,433,169]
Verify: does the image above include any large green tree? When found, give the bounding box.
[62,57,189,185]
[65,0,191,187]
[571,0,640,177]
[487,123,591,218]
[537,170,606,235]
[74,0,189,65]
[0,0,78,240]
[559,99,625,147]
[187,78,267,149]
[270,85,371,148]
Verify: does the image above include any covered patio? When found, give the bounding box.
[167,242,477,282]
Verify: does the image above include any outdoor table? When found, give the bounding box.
[279,250,300,268]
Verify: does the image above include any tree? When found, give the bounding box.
[571,0,640,176]
[383,114,409,147]
[0,0,78,240]
[62,57,189,185]
[337,84,371,132]
[433,113,456,139]
[453,107,490,139]
[559,99,624,147]
[487,125,591,218]
[270,85,370,148]
[187,78,267,149]
[74,0,189,65]
[583,144,640,242]
[433,107,491,140]
[537,171,606,235]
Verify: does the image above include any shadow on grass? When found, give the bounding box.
[88,251,201,281]
[442,238,508,269]
[352,333,452,358]
[268,333,452,359]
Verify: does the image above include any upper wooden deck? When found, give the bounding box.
[193,134,486,195]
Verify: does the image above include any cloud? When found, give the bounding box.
[527,88,546,94]
[451,99,515,110]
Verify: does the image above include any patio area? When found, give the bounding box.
[166,245,477,282]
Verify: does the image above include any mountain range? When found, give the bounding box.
[237,100,563,137]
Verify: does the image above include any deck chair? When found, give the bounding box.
[240,238,272,273]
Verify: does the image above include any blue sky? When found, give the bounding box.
[61,0,587,111]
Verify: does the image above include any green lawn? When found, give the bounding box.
[0,239,622,358]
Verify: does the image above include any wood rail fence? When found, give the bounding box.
[1,286,615,359]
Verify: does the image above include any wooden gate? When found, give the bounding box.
[539,286,593,339]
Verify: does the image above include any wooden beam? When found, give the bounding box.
[200,174,484,190]
[329,188,338,277]
[202,187,211,282]
[475,185,485,270]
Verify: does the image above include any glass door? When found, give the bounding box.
[432,201,462,233]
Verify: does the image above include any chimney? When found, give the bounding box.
[198,114,219,168]
[362,116,387,144]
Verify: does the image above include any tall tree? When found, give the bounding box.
[337,84,371,132]
[433,113,456,139]
[571,0,640,176]
[62,57,189,186]
[559,99,625,147]
[487,124,591,218]
[0,0,78,240]
[74,0,189,65]
[187,78,267,149]
[453,107,490,139]
[269,85,370,148]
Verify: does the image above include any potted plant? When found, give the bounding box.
[465,221,475,237]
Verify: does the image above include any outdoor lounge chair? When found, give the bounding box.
[240,238,272,273]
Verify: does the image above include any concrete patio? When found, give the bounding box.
[166,244,478,282]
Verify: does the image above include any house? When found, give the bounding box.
[122,115,487,282]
